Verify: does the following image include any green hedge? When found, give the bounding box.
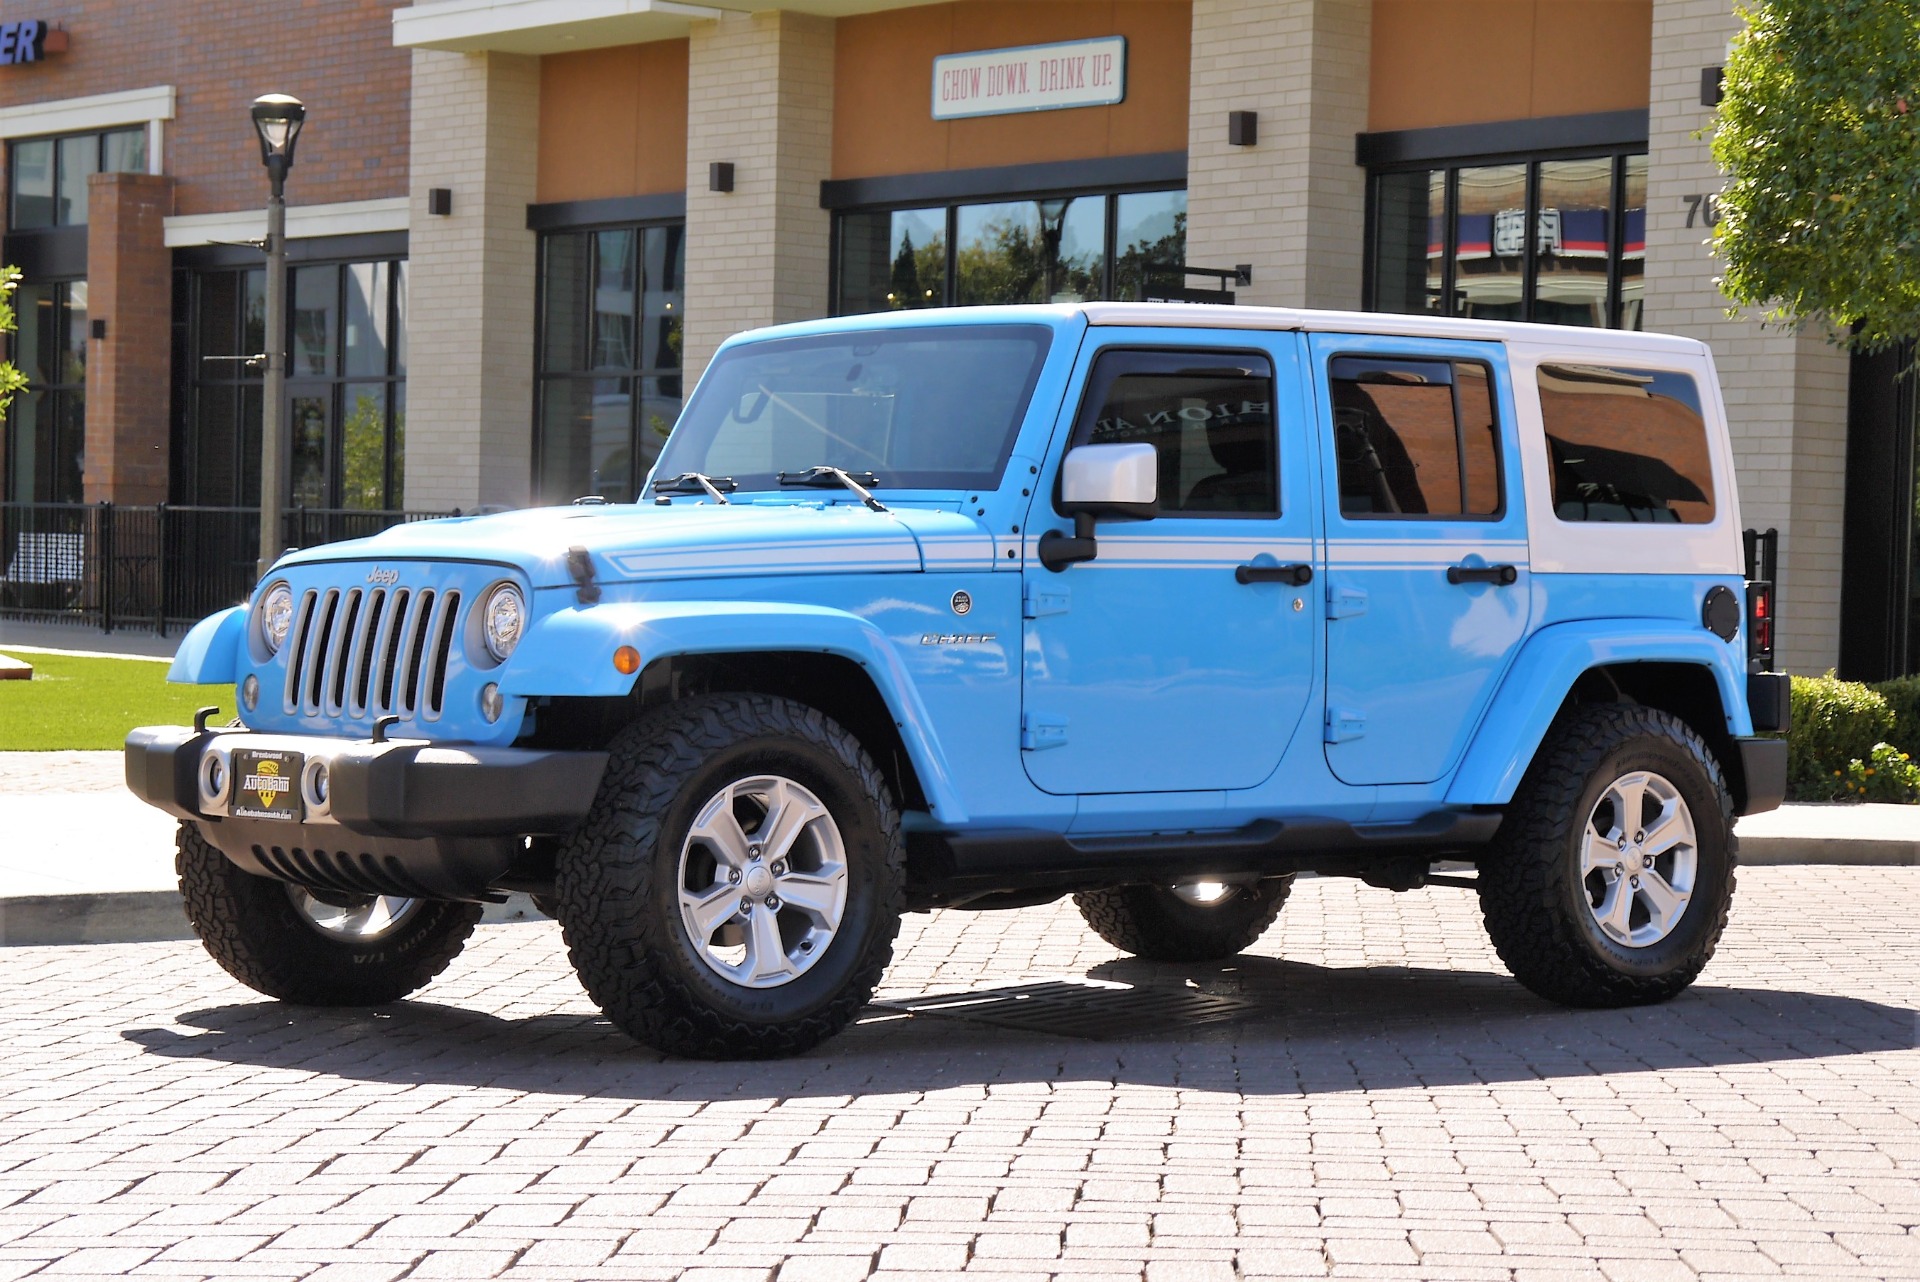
[1779,672,1920,801]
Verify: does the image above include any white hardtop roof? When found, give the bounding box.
[1078,302,1710,357]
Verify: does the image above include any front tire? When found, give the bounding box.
[175,822,482,1005]
[554,694,904,1059]
[1074,876,1292,962]
[1478,703,1735,1007]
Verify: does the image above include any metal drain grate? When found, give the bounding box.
[874,978,1263,1040]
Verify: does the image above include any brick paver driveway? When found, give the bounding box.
[3,867,1916,1282]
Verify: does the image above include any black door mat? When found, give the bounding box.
[873,978,1263,1040]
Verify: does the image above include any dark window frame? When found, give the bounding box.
[531,215,686,505]
[1325,352,1507,523]
[830,184,1189,316]
[1060,346,1281,521]
[1362,141,1647,329]
[7,125,148,230]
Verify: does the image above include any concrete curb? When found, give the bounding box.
[0,890,547,947]
[1739,836,1918,866]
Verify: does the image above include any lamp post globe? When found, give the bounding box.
[251,92,305,580]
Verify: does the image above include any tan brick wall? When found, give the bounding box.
[1185,0,1369,310]
[402,49,539,513]
[682,11,835,383]
[0,1,409,218]
[1643,0,1849,675]
[81,171,170,504]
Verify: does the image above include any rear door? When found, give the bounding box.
[1308,335,1531,786]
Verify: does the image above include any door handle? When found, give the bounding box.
[1446,564,1518,586]
[1236,563,1313,586]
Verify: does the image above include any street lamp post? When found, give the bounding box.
[250,93,305,581]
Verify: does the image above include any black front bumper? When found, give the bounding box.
[125,725,607,900]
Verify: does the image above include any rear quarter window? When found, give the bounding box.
[1537,364,1715,524]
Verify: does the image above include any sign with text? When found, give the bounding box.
[0,21,65,66]
[933,37,1126,121]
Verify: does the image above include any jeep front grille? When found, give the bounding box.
[283,585,462,721]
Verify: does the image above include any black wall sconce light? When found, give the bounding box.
[1701,66,1724,107]
[709,162,735,193]
[90,318,106,340]
[1228,110,1257,147]
[427,187,452,216]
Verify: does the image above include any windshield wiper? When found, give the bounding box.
[776,466,889,513]
[652,472,736,504]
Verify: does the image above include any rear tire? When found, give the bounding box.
[175,822,482,1005]
[1478,703,1735,1007]
[554,694,904,1059]
[1074,877,1292,962]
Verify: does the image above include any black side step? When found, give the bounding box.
[907,810,1503,901]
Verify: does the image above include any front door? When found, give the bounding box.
[1309,335,1531,786]
[1021,334,1317,795]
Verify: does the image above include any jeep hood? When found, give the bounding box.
[272,502,998,586]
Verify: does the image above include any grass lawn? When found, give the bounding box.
[0,651,226,751]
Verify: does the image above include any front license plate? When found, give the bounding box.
[230,749,304,822]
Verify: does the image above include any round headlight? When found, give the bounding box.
[258,582,294,655]
[482,583,525,662]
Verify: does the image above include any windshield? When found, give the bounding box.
[654,324,1053,492]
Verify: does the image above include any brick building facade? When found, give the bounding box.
[0,0,1909,679]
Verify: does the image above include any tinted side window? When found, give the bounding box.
[1329,356,1501,518]
[1538,364,1714,524]
[1075,351,1277,515]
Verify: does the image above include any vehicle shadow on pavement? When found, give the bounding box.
[121,952,1917,1099]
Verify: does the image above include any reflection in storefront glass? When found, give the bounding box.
[1620,155,1647,330]
[340,383,388,510]
[593,229,637,370]
[1452,164,1526,321]
[839,207,946,314]
[955,198,1104,306]
[11,139,52,228]
[344,263,390,378]
[1533,159,1613,327]
[1370,169,1442,314]
[292,266,337,377]
[1113,190,1186,301]
[290,393,329,507]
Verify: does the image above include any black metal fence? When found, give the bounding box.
[0,502,456,635]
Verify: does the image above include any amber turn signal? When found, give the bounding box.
[613,645,641,675]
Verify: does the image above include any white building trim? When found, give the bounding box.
[0,85,175,176]
[162,197,411,249]
[393,0,727,52]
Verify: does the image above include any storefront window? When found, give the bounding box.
[286,260,409,509]
[1368,152,1647,330]
[175,258,405,510]
[535,222,685,505]
[836,188,1185,315]
[8,127,146,229]
[3,279,86,502]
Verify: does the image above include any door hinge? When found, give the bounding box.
[1325,707,1366,743]
[1326,583,1368,620]
[1023,583,1070,619]
[1021,713,1068,751]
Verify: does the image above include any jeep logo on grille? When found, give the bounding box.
[366,567,400,587]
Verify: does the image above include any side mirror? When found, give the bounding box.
[1039,442,1159,572]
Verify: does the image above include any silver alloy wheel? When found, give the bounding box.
[286,885,423,941]
[1168,879,1236,906]
[1578,768,1697,948]
[677,774,849,990]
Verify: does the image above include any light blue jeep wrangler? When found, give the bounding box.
[127,303,1790,1059]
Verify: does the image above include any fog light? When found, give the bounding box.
[480,682,505,723]
[240,674,260,711]
[201,753,228,804]
[303,758,330,811]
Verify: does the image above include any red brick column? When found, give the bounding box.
[83,171,174,505]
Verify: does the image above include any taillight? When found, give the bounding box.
[1747,580,1774,671]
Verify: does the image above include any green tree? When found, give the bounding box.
[0,267,30,413]
[1711,0,1920,351]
